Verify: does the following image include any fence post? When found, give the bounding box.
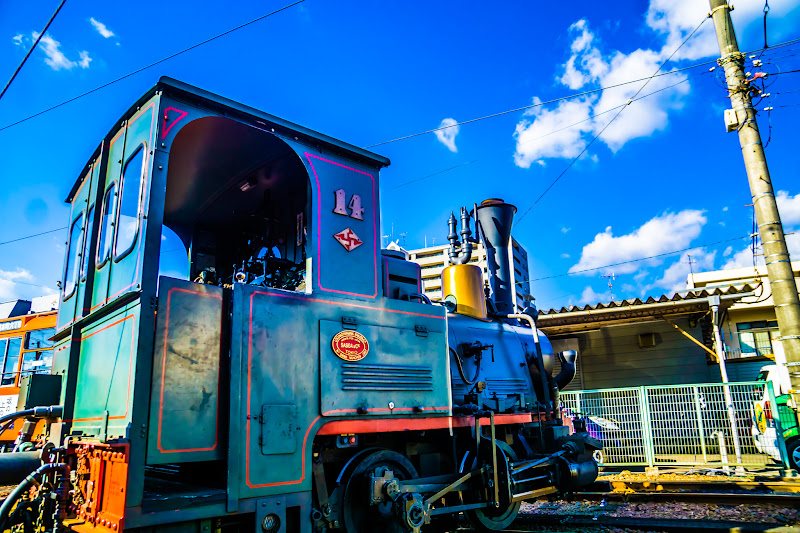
[693,386,708,464]
[639,386,655,468]
[766,381,791,470]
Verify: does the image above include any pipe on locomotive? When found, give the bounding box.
[447,207,475,265]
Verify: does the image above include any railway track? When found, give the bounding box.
[505,514,796,532]
[576,489,800,505]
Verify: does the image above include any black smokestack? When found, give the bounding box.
[476,199,517,315]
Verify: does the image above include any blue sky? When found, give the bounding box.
[1,0,799,311]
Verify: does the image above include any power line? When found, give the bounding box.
[0,0,68,101]
[0,227,66,247]
[514,15,709,227]
[517,234,749,285]
[0,0,305,133]
[366,37,800,150]
[387,76,695,191]
[1,279,57,290]
[366,61,715,149]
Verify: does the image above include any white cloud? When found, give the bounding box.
[579,285,610,305]
[434,118,459,152]
[652,248,716,293]
[590,48,689,152]
[89,17,115,38]
[513,97,594,167]
[777,190,800,225]
[26,32,92,71]
[723,206,729,212]
[558,20,607,89]
[723,246,732,257]
[0,268,35,301]
[513,2,800,166]
[13,34,23,45]
[560,253,571,259]
[78,50,92,69]
[570,209,707,276]
[561,227,570,234]
[34,32,75,70]
[722,245,760,270]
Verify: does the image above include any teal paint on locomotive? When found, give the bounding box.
[229,283,449,501]
[17,77,600,533]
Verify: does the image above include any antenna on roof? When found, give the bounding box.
[601,272,617,301]
[683,253,698,286]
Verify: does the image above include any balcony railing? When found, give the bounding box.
[723,347,774,360]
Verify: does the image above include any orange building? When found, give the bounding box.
[0,310,57,445]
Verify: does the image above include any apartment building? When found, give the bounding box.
[406,238,532,313]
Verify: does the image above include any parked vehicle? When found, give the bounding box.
[751,364,800,470]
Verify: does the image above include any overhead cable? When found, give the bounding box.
[387,76,694,191]
[0,226,66,246]
[516,234,750,285]
[0,0,68,101]
[0,0,305,133]
[514,15,710,227]
[366,37,800,149]
[366,61,714,149]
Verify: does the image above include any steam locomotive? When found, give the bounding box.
[0,78,599,533]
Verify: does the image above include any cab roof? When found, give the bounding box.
[67,77,390,202]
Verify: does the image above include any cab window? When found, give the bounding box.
[81,205,95,281]
[115,145,146,259]
[62,212,85,300]
[96,183,117,267]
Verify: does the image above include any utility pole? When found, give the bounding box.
[710,0,800,408]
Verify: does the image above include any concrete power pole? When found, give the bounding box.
[709,0,800,407]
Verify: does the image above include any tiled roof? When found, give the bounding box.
[540,283,757,316]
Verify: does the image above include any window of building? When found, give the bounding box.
[115,145,146,259]
[20,349,53,378]
[421,262,444,271]
[736,321,779,356]
[25,329,54,350]
[1,337,22,386]
[415,250,444,259]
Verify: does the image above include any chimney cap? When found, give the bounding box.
[479,198,517,213]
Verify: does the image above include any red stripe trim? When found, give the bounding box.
[322,406,449,416]
[157,287,222,453]
[249,289,444,320]
[305,152,378,299]
[317,413,538,436]
[65,314,136,423]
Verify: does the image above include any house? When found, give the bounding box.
[537,285,757,390]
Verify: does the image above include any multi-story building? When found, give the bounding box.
[406,237,532,313]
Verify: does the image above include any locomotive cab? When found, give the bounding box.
[1,78,599,533]
[159,115,312,291]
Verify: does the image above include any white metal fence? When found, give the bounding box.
[561,382,789,470]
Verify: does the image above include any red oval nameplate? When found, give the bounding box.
[331,330,369,361]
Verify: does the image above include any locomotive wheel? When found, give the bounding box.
[462,441,521,532]
[339,449,419,533]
